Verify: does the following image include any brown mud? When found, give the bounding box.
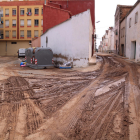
[0,55,140,140]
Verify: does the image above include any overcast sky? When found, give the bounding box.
[95,0,137,48]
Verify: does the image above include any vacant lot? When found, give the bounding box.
[0,55,140,140]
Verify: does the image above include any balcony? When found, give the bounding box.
[0,34,3,39]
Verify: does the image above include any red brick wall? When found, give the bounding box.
[49,0,95,29]
[43,5,71,33]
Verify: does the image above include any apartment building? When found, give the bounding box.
[0,1,43,56]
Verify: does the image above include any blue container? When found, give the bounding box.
[20,62,24,66]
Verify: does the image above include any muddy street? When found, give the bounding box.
[0,55,140,140]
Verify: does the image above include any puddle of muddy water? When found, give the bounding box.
[95,78,125,97]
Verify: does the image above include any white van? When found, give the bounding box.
[17,48,25,57]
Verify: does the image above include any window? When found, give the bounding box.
[34,30,38,37]
[20,30,24,38]
[41,30,43,35]
[41,19,43,26]
[135,12,138,24]
[123,28,125,37]
[20,19,24,27]
[27,19,31,26]
[12,30,16,38]
[5,31,9,38]
[12,9,16,16]
[129,18,131,28]
[34,19,39,26]
[42,8,43,15]
[11,42,17,44]
[27,30,31,38]
[27,8,31,13]
[5,20,9,27]
[12,20,16,27]
[27,8,32,16]
[35,8,39,15]
[5,9,9,16]
[20,9,24,16]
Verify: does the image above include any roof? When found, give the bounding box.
[115,4,133,16]
[121,0,140,23]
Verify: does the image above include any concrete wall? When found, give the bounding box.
[0,41,31,56]
[126,3,140,61]
[41,10,93,67]
[120,18,126,56]
[32,37,41,47]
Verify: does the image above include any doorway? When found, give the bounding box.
[131,41,136,59]
[121,44,124,56]
[116,40,118,54]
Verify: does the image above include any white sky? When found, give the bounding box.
[95,0,137,48]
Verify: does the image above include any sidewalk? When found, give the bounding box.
[97,52,140,65]
[89,54,96,65]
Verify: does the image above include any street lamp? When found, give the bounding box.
[96,21,100,23]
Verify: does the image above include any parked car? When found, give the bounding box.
[17,48,25,57]
[25,47,54,69]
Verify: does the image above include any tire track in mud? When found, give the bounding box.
[0,77,46,139]
[0,55,135,140]
[23,56,130,140]
[0,61,102,140]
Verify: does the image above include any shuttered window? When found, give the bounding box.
[20,19,24,26]
[12,30,16,38]
[34,19,39,26]
[41,19,43,26]
[12,20,16,27]
[27,19,31,26]
[27,30,31,38]
[12,9,16,16]
[129,18,131,28]
[5,31,9,37]
[35,8,39,15]
[20,30,24,37]
[5,20,9,27]
[5,9,9,16]
[135,12,138,24]
[20,9,24,15]
[34,30,38,37]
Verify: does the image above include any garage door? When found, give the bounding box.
[0,42,6,56]
[7,41,31,56]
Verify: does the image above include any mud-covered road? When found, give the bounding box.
[0,54,140,140]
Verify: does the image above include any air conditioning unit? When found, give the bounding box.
[29,40,32,45]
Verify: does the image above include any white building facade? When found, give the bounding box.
[101,28,114,53]
[41,10,93,67]
[126,1,140,61]
[108,27,115,53]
